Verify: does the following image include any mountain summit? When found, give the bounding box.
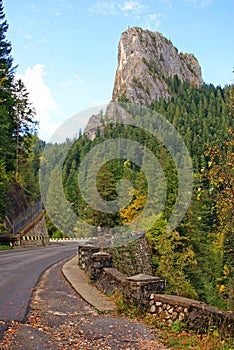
[85,27,204,137]
[112,27,203,105]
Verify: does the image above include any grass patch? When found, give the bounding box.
[114,293,234,350]
[151,317,234,350]
[114,292,148,319]
[0,245,12,250]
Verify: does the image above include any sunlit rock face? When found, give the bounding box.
[85,26,203,138]
[112,27,203,105]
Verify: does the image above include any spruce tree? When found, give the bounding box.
[11,79,37,179]
[0,0,15,171]
[0,0,14,223]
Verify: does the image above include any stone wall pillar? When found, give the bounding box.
[78,245,99,271]
[89,252,113,280]
[125,274,165,306]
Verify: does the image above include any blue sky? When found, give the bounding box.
[4,0,234,141]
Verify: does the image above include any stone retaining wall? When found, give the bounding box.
[78,234,152,277]
[149,294,234,336]
[78,244,165,306]
[107,234,153,276]
[95,267,127,296]
[89,252,113,280]
[78,245,99,271]
[95,267,165,306]
[78,242,234,337]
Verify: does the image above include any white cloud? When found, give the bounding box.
[141,13,161,31]
[74,74,84,83]
[16,64,59,139]
[25,34,32,40]
[48,8,61,17]
[89,0,144,16]
[30,3,37,12]
[184,0,215,7]
[200,0,215,7]
[121,0,144,13]
[89,1,117,15]
[62,73,84,86]
[148,13,160,22]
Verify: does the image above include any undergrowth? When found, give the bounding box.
[114,293,234,350]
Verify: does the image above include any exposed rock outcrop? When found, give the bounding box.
[85,27,203,137]
[4,182,29,222]
[112,27,203,105]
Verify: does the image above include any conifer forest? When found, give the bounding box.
[0,0,233,312]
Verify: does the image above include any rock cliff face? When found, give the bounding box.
[112,27,203,105]
[85,27,203,137]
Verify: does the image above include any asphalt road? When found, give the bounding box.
[0,242,81,322]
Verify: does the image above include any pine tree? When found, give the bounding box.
[0,0,13,80]
[11,79,37,179]
[0,0,14,222]
[0,0,15,172]
[46,165,76,236]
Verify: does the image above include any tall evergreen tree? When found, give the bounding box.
[0,1,39,227]
[0,0,15,172]
[0,0,13,78]
[11,79,37,179]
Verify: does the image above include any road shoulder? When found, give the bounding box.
[62,255,116,313]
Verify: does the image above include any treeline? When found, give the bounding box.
[58,79,233,310]
[0,0,41,229]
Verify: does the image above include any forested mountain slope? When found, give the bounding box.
[62,28,233,310]
[63,81,233,310]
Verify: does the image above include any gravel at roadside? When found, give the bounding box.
[0,259,169,349]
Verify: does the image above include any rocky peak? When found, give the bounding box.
[112,27,203,105]
[85,27,203,138]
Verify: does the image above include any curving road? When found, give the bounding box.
[0,242,82,322]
